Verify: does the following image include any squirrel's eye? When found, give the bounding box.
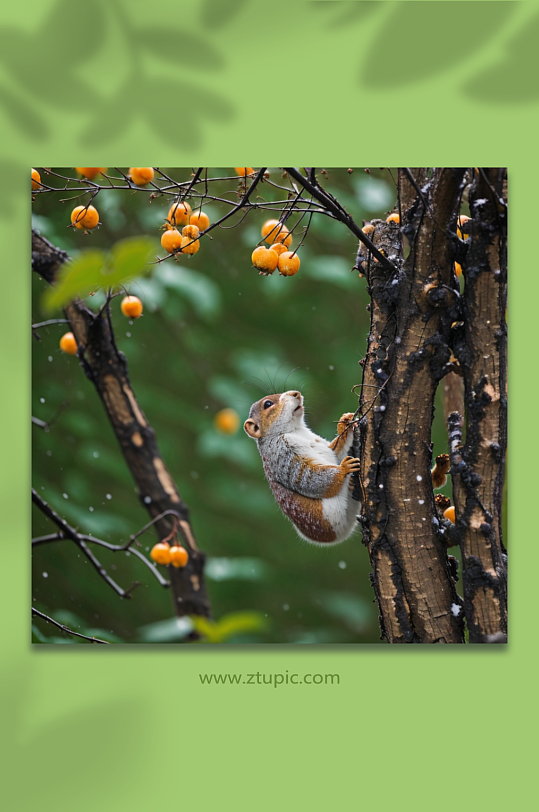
[263,400,273,409]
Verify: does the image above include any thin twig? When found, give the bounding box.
[32,608,109,644]
[32,530,170,588]
[403,168,433,215]
[284,167,397,272]
[31,488,134,598]
[32,318,70,329]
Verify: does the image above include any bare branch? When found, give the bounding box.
[32,488,135,599]
[284,167,397,272]
[32,608,109,644]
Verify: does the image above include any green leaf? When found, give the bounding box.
[42,237,156,313]
[106,237,156,288]
[191,610,268,643]
[43,249,106,313]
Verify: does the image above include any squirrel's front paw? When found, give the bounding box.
[341,456,361,475]
[337,413,356,434]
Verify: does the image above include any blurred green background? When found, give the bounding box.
[31,167,458,644]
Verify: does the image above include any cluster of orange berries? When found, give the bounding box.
[32,167,157,233]
[74,167,155,186]
[251,220,300,277]
[150,541,189,568]
[160,200,210,258]
[59,296,143,355]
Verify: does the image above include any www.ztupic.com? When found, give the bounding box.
[199,672,340,687]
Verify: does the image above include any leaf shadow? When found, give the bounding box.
[0,160,26,217]
[359,1,516,89]
[136,26,224,70]
[199,0,251,30]
[464,9,539,103]
[311,0,382,29]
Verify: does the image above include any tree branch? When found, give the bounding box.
[284,167,397,272]
[32,488,136,598]
[31,230,211,619]
[32,608,109,644]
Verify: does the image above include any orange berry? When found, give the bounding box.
[70,204,99,230]
[181,236,200,255]
[121,295,143,318]
[235,167,254,176]
[269,243,288,257]
[169,545,189,568]
[443,506,456,524]
[31,168,41,191]
[214,408,240,434]
[261,219,281,242]
[59,332,77,355]
[457,215,471,240]
[278,251,300,276]
[251,246,279,274]
[150,542,172,565]
[161,228,183,253]
[275,231,292,247]
[455,262,462,278]
[182,224,200,240]
[167,201,192,227]
[261,219,291,247]
[386,212,400,224]
[189,210,210,231]
[75,167,107,180]
[129,167,154,186]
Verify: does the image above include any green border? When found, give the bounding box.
[2,1,533,809]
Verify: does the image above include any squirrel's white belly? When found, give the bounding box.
[285,427,338,465]
[321,491,359,544]
[285,426,359,546]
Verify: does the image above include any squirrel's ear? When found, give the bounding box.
[244,419,261,439]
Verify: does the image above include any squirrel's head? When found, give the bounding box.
[244,390,304,440]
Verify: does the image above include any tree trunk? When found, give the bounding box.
[358,169,467,643]
[32,229,211,621]
[450,168,507,642]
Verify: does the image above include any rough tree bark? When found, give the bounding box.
[449,168,507,642]
[32,229,211,621]
[358,169,468,643]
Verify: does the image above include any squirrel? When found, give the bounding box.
[244,390,361,545]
